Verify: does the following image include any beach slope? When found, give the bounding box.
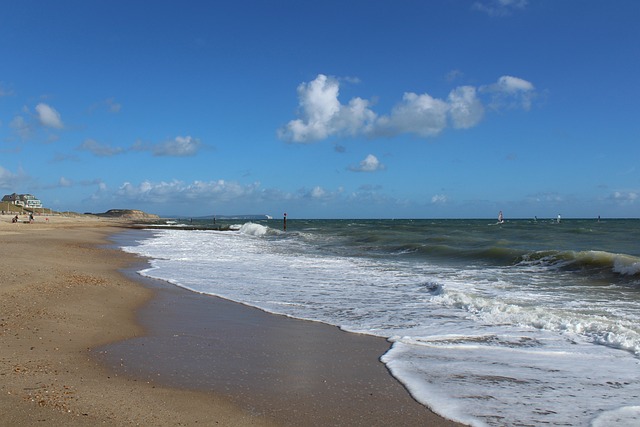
[0,216,462,426]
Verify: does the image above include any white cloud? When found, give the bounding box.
[610,191,638,204]
[300,185,344,201]
[482,75,535,110]
[91,178,404,216]
[79,139,125,157]
[447,86,484,129]
[349,154,385,172]
[278,74,376,143]
[114,179,260,204]
[497,75,534,92]
[152,136,201,156]
[85,181,108,200]
[58,176,73,187]
[280,73,535,143]
[376,92,449,137]
[35,103,64,129]
[431,194,448,204]
[310,186,326,199]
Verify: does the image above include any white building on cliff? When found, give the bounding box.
[1,193,43,209]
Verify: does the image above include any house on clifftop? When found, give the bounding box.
[2,193,43,209]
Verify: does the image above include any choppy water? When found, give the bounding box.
[120,218,640,426]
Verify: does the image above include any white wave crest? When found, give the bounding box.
[433,290,640,355]
[239,222,270,237]
[612,254,640,276]
[591,405,640,427]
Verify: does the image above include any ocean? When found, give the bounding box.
[119,218,640,426]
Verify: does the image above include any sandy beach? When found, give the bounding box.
[0,214,463,426]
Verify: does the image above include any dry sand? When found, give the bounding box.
[0,214,463,426]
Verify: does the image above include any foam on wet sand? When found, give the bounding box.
[0,215,462,426]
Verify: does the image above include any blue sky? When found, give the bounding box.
[1,0,639,219]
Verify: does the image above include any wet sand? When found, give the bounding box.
[0,215,463,426]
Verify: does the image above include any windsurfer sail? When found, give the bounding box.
[498,211,504,223]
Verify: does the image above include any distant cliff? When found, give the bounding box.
[95,209,160,219]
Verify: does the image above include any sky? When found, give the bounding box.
[1,0,639,219]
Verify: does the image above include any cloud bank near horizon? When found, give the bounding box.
[278,74,535,143]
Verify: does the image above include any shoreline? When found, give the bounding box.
[0,216,463,426]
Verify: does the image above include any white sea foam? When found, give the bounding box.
[592,406,640,427]
[239,222,270,236]
[612,254,640,276]
[121,226,640,426]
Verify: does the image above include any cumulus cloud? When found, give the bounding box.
[481,75,535,110]
[300,185,344,201]
[376,92,449,137]
[152,136,201,156]
[78,139,125,157]
[310,186,326,199]
[7,103,70,141]
[35,103,64,129]
[279,74,534,143]
[447,86,485,129]
[278,74,376,143]
[495,75,534,92]
[114,179,260,204]
[349,154,385,172]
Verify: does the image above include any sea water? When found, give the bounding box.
[119,219,640,426]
